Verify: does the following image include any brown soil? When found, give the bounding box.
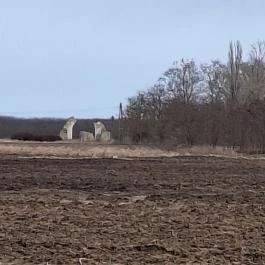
[0,155,265,264]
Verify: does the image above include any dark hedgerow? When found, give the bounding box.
[11,133,62,142]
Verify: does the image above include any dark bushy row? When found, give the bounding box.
[0,117,118,139]
[11,133,62,142]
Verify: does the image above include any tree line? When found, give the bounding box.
[0,117,119,140]
[124,41,265,153]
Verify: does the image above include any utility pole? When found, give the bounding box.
[118,103,123,143]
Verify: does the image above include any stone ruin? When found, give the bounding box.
[94,121,106,140]
[101,131,111,143]
[79,131,94,142]
[78,121,111,143]
[94,121,111,143]
[59,117,111,143]
[59,117,77,140]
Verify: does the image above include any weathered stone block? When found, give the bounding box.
[79,131,94,142]
[59,117,77,140]
[101,131,111,142]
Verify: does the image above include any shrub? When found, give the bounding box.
[11,133,62,142]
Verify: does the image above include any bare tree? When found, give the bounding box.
[126,92,147,120]
[145,84,166,120]
[225,41,243,106]
[246,40,265,101]
[201,60,227,103]
[162,59,202,103]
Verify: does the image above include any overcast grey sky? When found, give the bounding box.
[0,0,264,118]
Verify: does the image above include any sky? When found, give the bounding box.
[0,0,264,118]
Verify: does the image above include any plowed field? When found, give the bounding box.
[0,155,265,264]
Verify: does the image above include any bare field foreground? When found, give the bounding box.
[1,142,265,264]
